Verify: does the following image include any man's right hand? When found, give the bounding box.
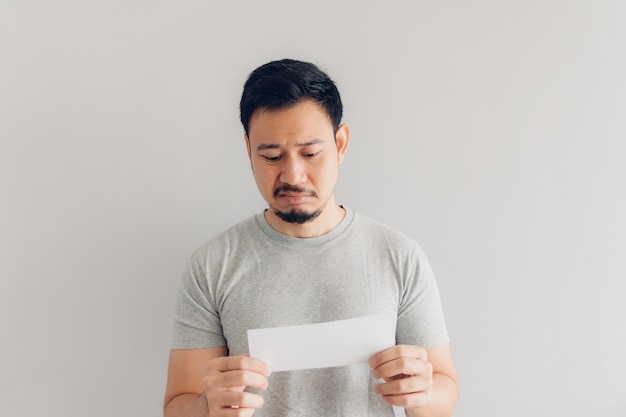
[203,355,272,417]
[204,356,271,417]
[164,348,271,417]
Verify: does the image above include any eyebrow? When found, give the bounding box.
[256,138,324,151]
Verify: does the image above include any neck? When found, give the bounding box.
[264,203,346,238]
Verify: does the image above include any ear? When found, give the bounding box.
[244,134,252,159]
[335,124,350,164]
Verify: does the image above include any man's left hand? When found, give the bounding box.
[368,344,433,409]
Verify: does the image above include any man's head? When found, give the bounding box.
[240,59,350,237]
[240,59,343,137]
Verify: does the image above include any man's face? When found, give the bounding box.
[245,99,349,229]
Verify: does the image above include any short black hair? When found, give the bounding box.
[239,59,343,136]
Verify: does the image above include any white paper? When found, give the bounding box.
[393,405,406,417]
[248,312,404,415]
[247,313,397,372]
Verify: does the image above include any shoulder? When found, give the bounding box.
[351,211,435,283]
[189,213,262,263]
[353,211,420,251]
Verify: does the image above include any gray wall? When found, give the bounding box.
[2,1,625,416]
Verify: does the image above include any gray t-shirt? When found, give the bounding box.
[171,207,449,416]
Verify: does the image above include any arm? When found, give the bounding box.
[369,343,459,417]
[164,346,271,417]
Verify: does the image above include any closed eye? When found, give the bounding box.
[261,155,282,162]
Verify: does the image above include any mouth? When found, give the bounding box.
[273,185,317,206]
[273,185,318,200]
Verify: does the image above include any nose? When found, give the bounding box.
[279,156,307,185]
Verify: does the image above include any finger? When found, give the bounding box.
[371,357,432,380]
[213,390,266,409]
[219,408,256,417]
[209,404,257,417]
[369,345,427,369]
[211,355,272,376]
[377,391,432,409]
[205,369,268,393]
[218,407,257,417]
[373,374,432,397]
[220,369,269,391]
[206,391,265,417]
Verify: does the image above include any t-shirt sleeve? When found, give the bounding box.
[170,246,227,349]
[396,244,449,348]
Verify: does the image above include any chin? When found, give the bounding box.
[273,207,322,224]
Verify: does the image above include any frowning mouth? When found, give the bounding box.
[273,184,318,199]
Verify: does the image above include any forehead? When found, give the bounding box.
[247,99,334,143]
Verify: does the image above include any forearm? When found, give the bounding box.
[164,393,209,417]
[405,372,459,417]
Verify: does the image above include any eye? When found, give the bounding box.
[304,151,321,158]
[262,155,281,162]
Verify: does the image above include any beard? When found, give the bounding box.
[273,207,322,224]
[272,184,321,224]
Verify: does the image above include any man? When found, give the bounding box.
[164,59,458,417]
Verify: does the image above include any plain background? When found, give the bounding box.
[2,1,625,416]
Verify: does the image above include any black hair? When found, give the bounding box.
[239,58,343,136]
